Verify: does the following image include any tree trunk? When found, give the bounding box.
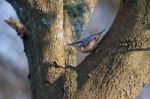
[75,0,150,99]
[9,0,150,99]
[9,0,65,99]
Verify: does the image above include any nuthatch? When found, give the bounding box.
[4,17,26,37]
[69,29,105,53]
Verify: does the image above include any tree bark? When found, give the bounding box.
[9,0,65,99]
[75,0,150,99]
[9,0,150,99]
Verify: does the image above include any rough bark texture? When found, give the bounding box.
[9,0,65,99]
[9,0,150,99]
[75,0,150,99]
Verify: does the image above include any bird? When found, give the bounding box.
[4,17,26,37]
[69,29,105,53]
